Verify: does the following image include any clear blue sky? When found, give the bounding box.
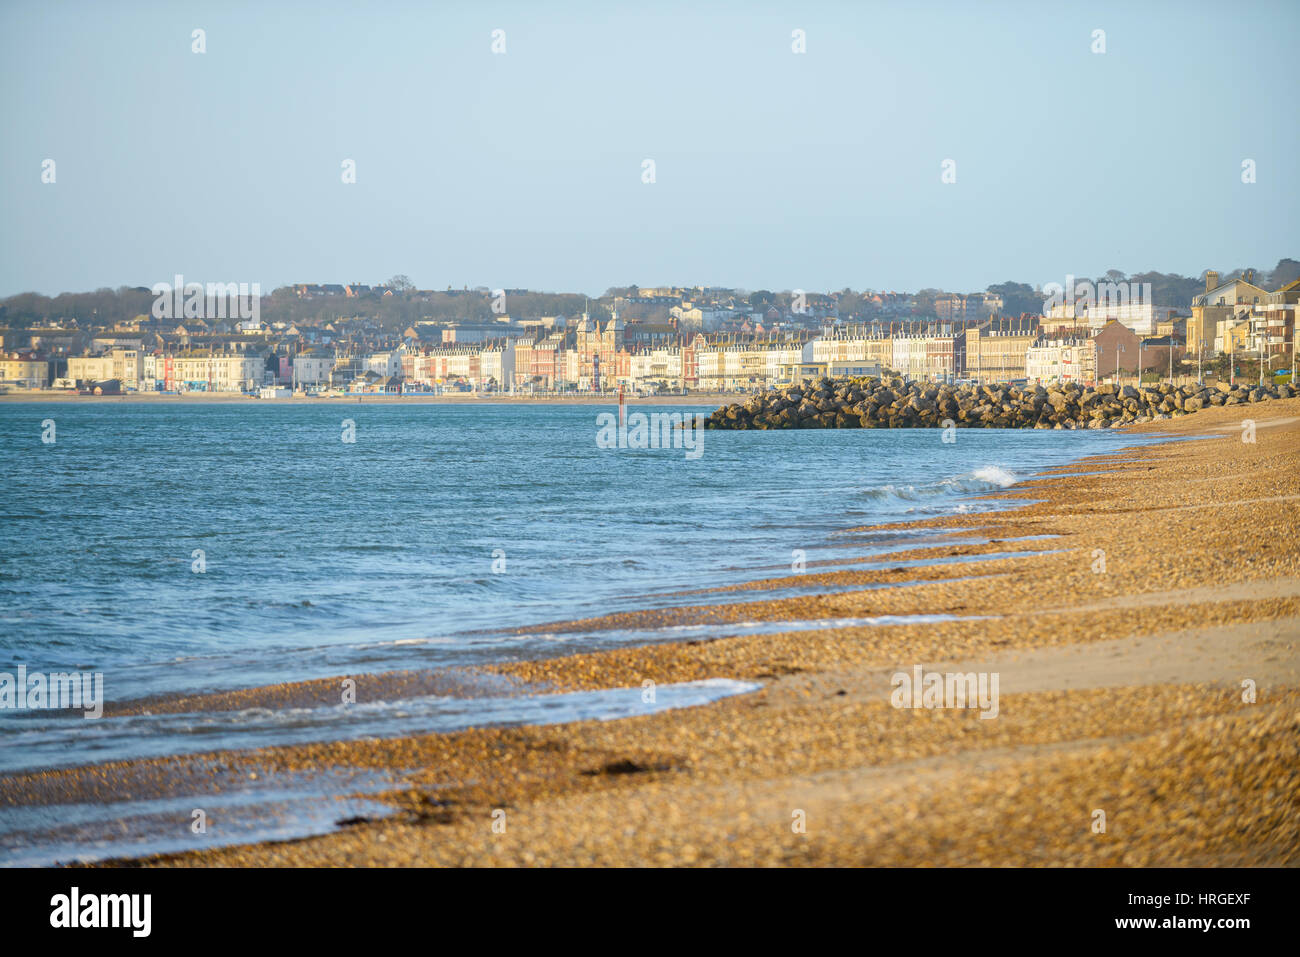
[1,0,1296,298]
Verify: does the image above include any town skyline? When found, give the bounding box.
[4,262,1294,396]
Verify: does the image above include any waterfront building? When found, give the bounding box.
[811,329,892,370]
[693,337,812,391]
[1261,280,1298,373]
[0,355,49,389]
[963,326,1036,383]
[1188,270,1268,357]
[530,333,565,390]
[1025,339,1097,386]
[141,352,164,391]
[477,339,516,391]
[362,351,402,378]
[293,351,335,387]
[512,337,534,389]
[67,354,113,386]
[1091,320,1143,379]
[66,348,145,389]
[763,341,813,386]
[419,344,481,388]
[169,351,263,392]
[1215,318,1253,357]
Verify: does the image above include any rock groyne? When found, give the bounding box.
[704,377,1293,430]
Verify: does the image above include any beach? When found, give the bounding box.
[2,398,1297,867]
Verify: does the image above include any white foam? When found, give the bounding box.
[969,465,1017,487]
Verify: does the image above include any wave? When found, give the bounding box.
[859,466,1018,502]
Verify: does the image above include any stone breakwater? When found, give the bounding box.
[704,376,1295,430]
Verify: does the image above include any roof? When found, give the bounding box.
[1193,277,1267,306]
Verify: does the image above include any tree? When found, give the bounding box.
[1269,259,1300,287]
[386,275,414,293]
[985,282,1039,317]
[912,289,938,316]
[836,289,865,318]
[1128,271,1202,309]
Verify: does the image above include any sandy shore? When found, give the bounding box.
[3,399,1297,866]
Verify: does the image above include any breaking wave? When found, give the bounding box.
[860,466,1018,501]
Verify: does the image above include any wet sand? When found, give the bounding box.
[3,398,1297,866]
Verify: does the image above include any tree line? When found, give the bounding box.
[2,260,1294,329]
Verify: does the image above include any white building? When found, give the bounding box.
[67,349,144,389]
[477,340,516,390]
[170,353,263,392]
[764,342,812,384]
[1025,339,1097,386]
[630,347,685,390]
[141,353,163,391]
[363,351,402,378]
[67,354,113,384]
[293,353,335,386]
[891,337,930,380]
[812,333,893,371]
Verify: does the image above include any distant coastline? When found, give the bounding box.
[0,390,725,406]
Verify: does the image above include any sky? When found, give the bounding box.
[1,0,1296,298]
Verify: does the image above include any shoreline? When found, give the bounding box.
[1,399,1297,866]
